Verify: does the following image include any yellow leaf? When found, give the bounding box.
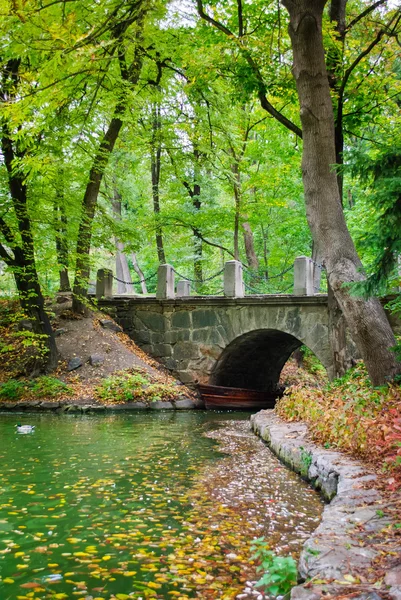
[3,578,15,583]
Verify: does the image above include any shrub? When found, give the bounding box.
[0,379,25,400]
[277,363,401,483]
[28,376,72,398]
[95,371,150,403]
[95,370,181,404]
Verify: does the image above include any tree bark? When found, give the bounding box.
[282,0,399,385]
[1,58,58,373]
[112,188,134,295]
[232,162,241,261]
[151,103,166,265]
[131,252,147,294]
[192,150,203,288]
[242,220,259,270]
[72,114,124,313]
[72,4,146,312]
[54,174,71,292]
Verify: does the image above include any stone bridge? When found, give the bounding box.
[99,294,337,391]
[95,257,398,393]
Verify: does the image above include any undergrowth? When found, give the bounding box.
[0,376,73,401]
[95,369,181,404]
[276,363,401,486]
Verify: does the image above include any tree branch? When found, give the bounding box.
[197,0,303,138]
[346,0,387,32]
[340,11,401,99]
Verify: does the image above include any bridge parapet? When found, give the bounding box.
[95,256,320,300]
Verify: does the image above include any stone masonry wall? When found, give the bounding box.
[98,296,333,387]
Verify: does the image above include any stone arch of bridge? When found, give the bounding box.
[209,328,328,392]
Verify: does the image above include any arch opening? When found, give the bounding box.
[210,329,304,393]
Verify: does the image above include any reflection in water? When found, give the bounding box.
[0,412,322,598]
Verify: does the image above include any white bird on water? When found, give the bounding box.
[16,423,35,434]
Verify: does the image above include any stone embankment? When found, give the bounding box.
[251,410,401,600]
[0,397,201,413]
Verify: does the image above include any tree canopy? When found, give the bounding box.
[0,0,400,380]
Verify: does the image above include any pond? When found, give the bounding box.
[0,412,323,599]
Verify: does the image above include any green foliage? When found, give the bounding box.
[301,347,326,375]
[0,376,72,400]
[300,446,312,476]
[95,370,180,404]
[250,538,298,597]
[96,371,149,403]
[28,376,72,399]
[348,146,401,295]
[0,379,25,401]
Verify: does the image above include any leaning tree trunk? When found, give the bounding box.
[72,115,124,313]
[282,0,399,385]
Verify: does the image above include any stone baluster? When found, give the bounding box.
[96,268,114,299]
[156,264,175,299]
[176,280,191,297]
[293,256,314,295]
[224,260,244,298]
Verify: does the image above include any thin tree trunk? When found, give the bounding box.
[54,174,71,292]
[151,103,166,264]
[282,0,399,385]
[232,163,241,261]
[131,252,147,294]
[72,6,146,312]
[242,221,259,270]
[192,156,203,288]
[261,223,269,281]
[112,188,134,295]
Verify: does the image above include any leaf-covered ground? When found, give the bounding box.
[0,298,192,406]
[277,362,401,597]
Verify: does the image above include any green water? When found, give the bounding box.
[0,412,323,599]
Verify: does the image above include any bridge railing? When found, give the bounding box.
[95,256,321,300]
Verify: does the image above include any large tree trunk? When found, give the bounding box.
[282,0,399,385]
[13,250,59,375]
[1,60,58,373]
